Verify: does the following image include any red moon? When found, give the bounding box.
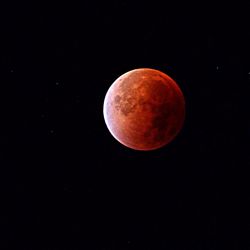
[103,68,185,151]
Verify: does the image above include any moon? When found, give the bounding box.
[103,68,185,151]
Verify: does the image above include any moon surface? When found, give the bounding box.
[103,68,185,151]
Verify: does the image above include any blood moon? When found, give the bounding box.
[103,68,185,151]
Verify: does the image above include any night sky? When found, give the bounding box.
[0,1,249,250]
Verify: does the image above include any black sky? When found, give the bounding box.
[0,1,249,250]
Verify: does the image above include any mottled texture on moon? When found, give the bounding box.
[103,68,185,151]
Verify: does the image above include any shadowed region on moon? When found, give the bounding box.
[103,68,185,151]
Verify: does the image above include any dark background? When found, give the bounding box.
[0,1,249,249]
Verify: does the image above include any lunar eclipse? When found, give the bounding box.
[103,68,185,151]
